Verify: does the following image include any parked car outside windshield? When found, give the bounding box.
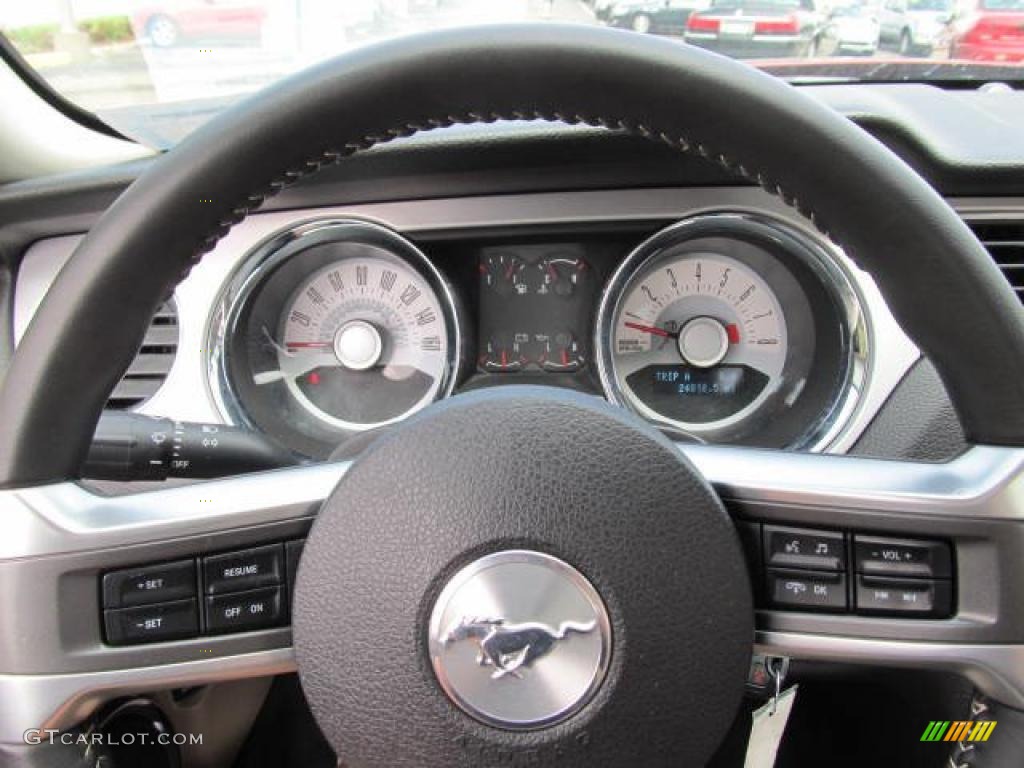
[1,0,1022,148]
[949,0,1024,61]
[878,0,955,54]
[684,0,824,58]
[816,4,881,55]
[605,0,708,35]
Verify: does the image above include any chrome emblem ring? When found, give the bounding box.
[428,550,612,730]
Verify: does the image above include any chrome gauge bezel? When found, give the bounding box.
[206,217,465,456]
[594,212,870,451]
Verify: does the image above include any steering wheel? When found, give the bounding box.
[2,24,1024,768]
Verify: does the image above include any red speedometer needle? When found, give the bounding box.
[624,321,676,338]
[285,341,331,349]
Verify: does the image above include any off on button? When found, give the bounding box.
[205,587,285,634]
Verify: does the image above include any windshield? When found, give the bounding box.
[711,0,808,8]
[2,0,1022,148]
[831,5,872,15]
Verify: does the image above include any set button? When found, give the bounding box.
[102,559,196,608]
[104,598,199,645]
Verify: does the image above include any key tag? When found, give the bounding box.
[744,657,797,768]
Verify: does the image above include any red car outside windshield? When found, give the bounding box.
[951,0,1024,61]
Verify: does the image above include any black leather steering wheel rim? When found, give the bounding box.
[1,23,1022,483]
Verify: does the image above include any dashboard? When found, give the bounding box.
[14,186,920,460]
[10,82,1024,467]
[5,82,1024,758]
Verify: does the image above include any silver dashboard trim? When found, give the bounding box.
[0,462,345,560]
[2,444,1021,562]
[1,444,1023,740]
[684,443,1024,520]
[12,187,921,451]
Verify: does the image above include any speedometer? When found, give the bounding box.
[274,256,448,430]
[597,213,866,449]
[210,219,464,458]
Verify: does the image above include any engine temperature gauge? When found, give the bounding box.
[539,255,587,297]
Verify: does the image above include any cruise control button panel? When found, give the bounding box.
[101,539,305,645]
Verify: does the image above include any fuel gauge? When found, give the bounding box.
[480,252,523,297]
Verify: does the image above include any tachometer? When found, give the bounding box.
[613,252,787,428]
[596,213,866,449]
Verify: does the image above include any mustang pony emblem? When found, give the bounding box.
[441,616,597,679]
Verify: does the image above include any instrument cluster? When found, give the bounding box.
[477,244,592,375]
[208,214,866,459]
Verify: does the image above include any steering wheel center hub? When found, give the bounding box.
[428,549,612,730]
[292,387,753,767]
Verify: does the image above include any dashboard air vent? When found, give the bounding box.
[967,219,1024,306]
[107,299,179,410]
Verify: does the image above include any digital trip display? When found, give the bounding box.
[477,244,594,374]
[625,364,769,424]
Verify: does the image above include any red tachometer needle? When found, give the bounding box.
[624,321,675,338]
[625,321,742,344]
